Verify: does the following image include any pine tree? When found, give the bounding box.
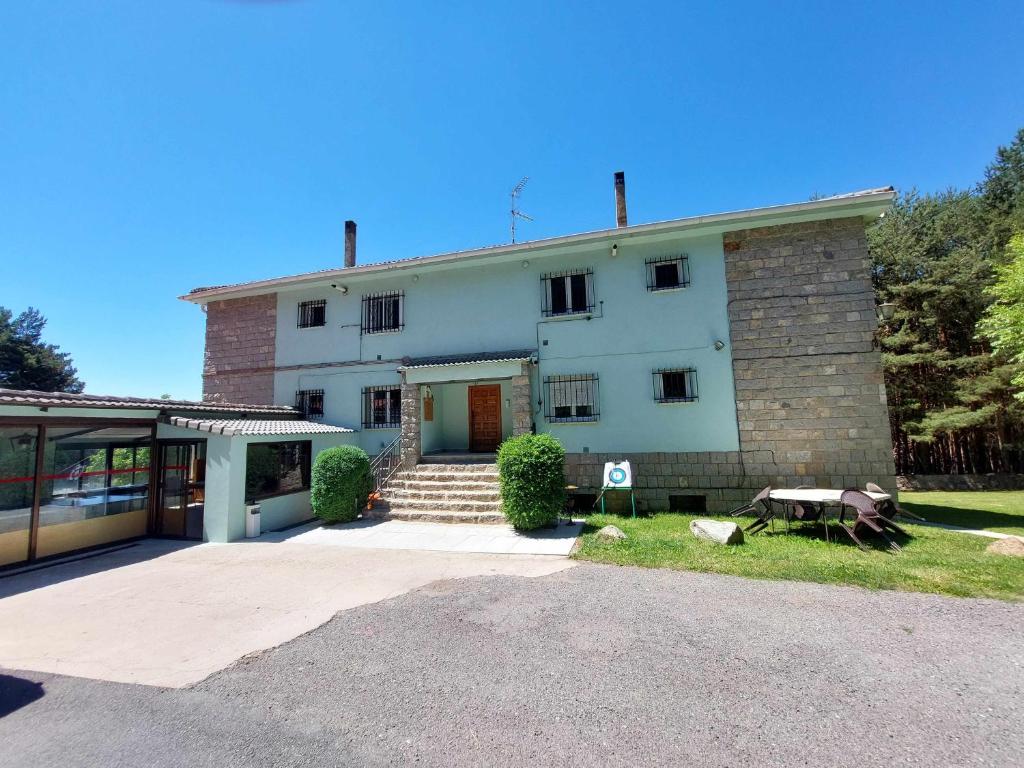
[0,306,85,393]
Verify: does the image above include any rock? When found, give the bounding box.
[690,519,744,545]
[596,525,627,541]
[986,537,1024,557]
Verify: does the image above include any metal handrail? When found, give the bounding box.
[370,435,403,494]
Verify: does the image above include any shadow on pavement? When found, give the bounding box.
[0,674,44,718]
[0,539,198,600]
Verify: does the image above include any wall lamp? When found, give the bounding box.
[330,283,349,295]
[713,340,726,351]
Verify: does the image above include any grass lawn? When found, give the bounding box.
[575,509,1024,602]
[900,491,1024,535]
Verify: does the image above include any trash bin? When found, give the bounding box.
[245,504,261,538]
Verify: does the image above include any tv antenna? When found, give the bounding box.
[510,176,534,243]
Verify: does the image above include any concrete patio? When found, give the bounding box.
[0,536,573,688]
[262,518,581,556]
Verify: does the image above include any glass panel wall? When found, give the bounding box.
[0,427,37,566]
[35,425,152,559]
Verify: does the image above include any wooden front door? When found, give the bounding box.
[468,384,502,452]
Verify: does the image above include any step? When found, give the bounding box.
[387,498,503,514]
[411,463,497,474]
[404,469,499,483]
[420,453,496,465]
[383,509,507,525]
[387,487,501,503]
[388,478,499,492]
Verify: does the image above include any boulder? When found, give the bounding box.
[986,536,1024,558]
[596,525,627,541]
[690,519,744,545]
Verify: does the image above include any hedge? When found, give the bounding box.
[496,433,566,530]
[311,445,372,524]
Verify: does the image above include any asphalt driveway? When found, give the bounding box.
[2,563,1021,767]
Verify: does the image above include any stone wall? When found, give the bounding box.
[898,474,1024,491]
[565,451,748,514]
[202,294,277,404]
[724,216,896,493]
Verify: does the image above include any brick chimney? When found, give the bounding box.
[344,220,357,268]
[614,171,627,228]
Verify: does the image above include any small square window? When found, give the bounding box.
[541,270,594,316]
[646,256,690,291]
[295,389,324,419]
[362,386,401,428]
[297,300,326,328]
[362,292,404,334]
[653,368,698,403]
[544,374,599,422]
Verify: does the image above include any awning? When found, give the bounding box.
[165,417,355,437]
[398,349,535,370]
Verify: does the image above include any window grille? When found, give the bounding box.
[653,368,698,403]
[297,299,326,328]
[543,374,599,422]
[362,386,401,429]
[540,269,594,317]
[645,256,690,291]
[295,389,324,419]
[361,291,404,334]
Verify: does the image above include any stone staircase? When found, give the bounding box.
[378,461,505,524]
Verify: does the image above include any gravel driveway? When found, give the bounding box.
[2,564,1021,767]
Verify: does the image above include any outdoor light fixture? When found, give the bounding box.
[521,260,530,268]
[611,243,618,257]
[330,283,349,295]
[714,340,726,351]
[877,302,896,321]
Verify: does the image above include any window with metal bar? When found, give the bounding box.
[361,291,404,334]
[297,299,326,328]
[295,389,324,419]
[645,256,690,291]
[362,385,401,428]
[653,368,698,403]
[543,374,599,422]
[540,269,594,316]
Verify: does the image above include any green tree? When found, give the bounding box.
[980,128,1024,254]
[978,235,1024,400]
[0,306,84,393]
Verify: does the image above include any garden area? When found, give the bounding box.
[575,491,1024,602]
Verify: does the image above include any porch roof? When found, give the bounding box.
[398,349,536,371]
[165,416,355,437]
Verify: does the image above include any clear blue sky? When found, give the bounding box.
[2,1,1022,400]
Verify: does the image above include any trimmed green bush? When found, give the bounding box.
[496,433,566,530]
[311,445,372,524]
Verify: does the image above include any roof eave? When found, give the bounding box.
[181,188,895,304]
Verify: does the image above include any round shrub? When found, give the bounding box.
[496,433,566,530]
[311,445,372,524]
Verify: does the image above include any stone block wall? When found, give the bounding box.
[202,294,277,404]
[724,216,896,492]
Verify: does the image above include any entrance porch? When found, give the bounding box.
[396,350,535,467]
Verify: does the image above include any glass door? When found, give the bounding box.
[157,441,206,540]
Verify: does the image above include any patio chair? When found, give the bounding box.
[838,489,908,552]
[728,486,774,534]
[865,482,925,522]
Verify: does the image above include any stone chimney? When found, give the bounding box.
[614,171,627,228]
[344,220,357,268]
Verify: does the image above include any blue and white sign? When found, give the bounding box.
[602,461,632,489]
